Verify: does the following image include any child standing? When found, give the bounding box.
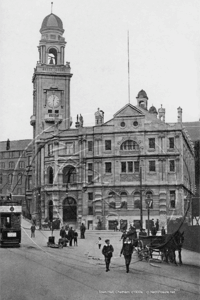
[97,237,102,249]
[74,230,78,246]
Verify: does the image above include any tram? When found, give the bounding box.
[0,199,22,246]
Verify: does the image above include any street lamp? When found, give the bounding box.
[146,198,152,236]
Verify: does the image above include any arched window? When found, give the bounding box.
[120,192,127,209]
[8,174,13,185]
[146,191,153,209]
[108,191,116,209]
[47,167,54,184]
[48,48,57,65]
[120,140,139,151]
[134,192,141,209]
[63,166,76,184]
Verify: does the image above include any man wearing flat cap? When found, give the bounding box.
[102,239,114,272]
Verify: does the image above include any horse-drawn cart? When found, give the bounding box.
[135,230,184,265]
[136,235,165,262]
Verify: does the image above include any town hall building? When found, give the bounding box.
[29,12,195,230]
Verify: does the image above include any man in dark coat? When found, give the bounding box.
[102,239,114,272]
[120,237,134,273]
[68,227,74,246]
[80,223,86,239]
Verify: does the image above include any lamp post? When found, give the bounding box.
[146,198,152,236]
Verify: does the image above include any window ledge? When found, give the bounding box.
[148,149,156,152]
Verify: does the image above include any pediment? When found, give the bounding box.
[114,104,144,118]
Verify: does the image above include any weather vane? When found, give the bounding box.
[51,2,53,13]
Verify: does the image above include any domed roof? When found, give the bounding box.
[136,90,148,99]
[149,105,158,114]
[40,13,64,33]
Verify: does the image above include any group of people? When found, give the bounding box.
[59,223,86,246]
[59,226,79,246]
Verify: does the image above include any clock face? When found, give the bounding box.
[47,95,60,108]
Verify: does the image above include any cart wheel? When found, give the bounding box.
[59,244,63,249]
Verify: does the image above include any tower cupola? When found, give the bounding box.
[38,13,66,65]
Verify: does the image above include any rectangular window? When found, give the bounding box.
[149,138,155,149]
[88,175,93,183]
[9,162,15,169]
[18,174,22,185]
[121,162,126,173]
[48,144,53,156]
[55,110,59,113]
[88,141,93,152]
[170,191,176,208]
[88,206,93,215]
[0,162,5,169]
[48,109,52,113]
[169,160,175,172]
[9,152,14,158]
[27,176,32,190]
[88,163,93,171]
[105,162,112,173]
[28,156,31,166]
[105,140,111,150]
[19,161,25,169]
[127,161,133,172]
[88,192,93,200]
[66,143,74,155]
[169,137,174,149]
[134,161,139,173]
[149,161,156,172]
[0,174,2,184]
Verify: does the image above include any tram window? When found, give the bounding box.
[1,216,11,228]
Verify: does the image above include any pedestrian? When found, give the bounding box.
[59,226,68,247]
[155,219,159,231]
[151,225,157,236]
[97,237,102,249]
[74,230,78,246]
[68,227,74,246]
[161,226,166,236]
[102,239,114,272]
[31,224,36,238]
[80,223,86,239]
[120,237,134,273]
[60,226,66,238]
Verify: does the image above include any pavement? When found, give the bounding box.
[22,217,200,268]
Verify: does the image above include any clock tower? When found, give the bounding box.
[30,13,73,222]
[31,13,73,138]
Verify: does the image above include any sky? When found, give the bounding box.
[0,0,200,141]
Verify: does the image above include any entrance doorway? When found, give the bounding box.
[48,200,53,221]
[63,197,77,222]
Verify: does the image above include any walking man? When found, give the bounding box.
[120,237,134,273]
[102,239,114,272]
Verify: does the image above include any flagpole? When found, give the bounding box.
[128,31,130,104]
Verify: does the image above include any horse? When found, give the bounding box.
[164,230,184,265]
